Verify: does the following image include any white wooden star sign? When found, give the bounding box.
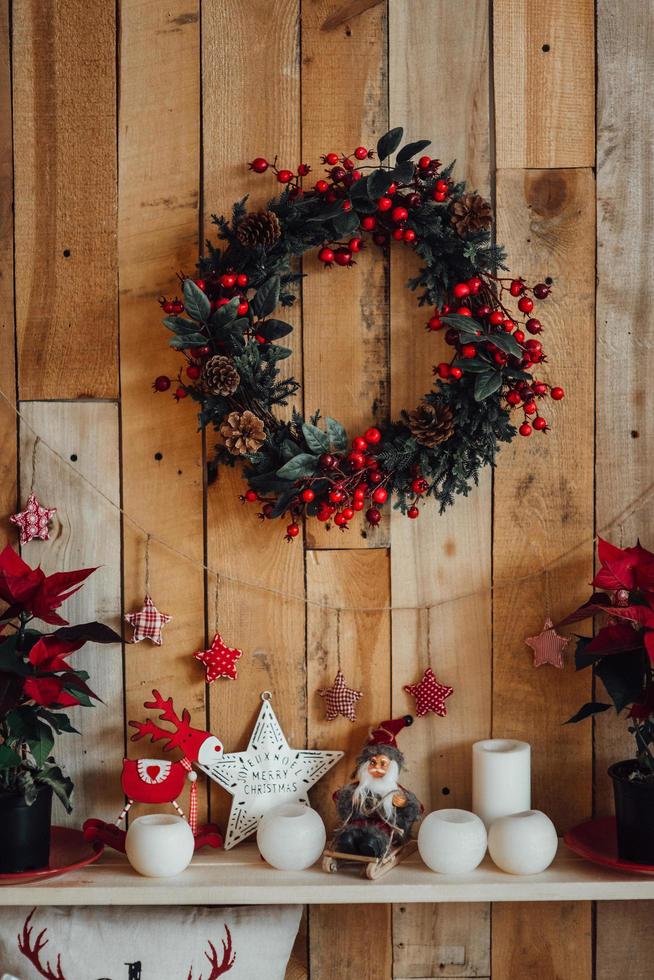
[198,692,343,849]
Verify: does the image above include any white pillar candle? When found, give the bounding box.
[472,739,531,828]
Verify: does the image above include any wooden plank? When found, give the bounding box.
[595,2,654,975]
[20,403,123,826]
[118,1,205,820]
[301,0,390,550]
[493,0,595,169]
[306,548,391,980]
[389,2,491,976]
[492,902,592,979]
[0,0,16,528]
[492,168,595,980]
[12,0,118,399]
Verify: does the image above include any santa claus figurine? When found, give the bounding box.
[332,715,422,858]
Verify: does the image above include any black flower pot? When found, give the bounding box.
[0,784,52,874]
[609,759,654,865]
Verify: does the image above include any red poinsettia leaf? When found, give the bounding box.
[23,675,80,708]
[52,622,121,645]
[557,594,613,626]
[41,568,97,600]
[29,600,69,627]
[28,636,83,672]
[585,622,643,656]
[644,632,654,666]
[592,568,627,591]
[60,671,100,703]
[607,604,654,629]
[595,537,639,590]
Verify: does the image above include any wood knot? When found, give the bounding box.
[525,171,569,218]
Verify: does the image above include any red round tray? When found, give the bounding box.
[565,816,654,875]
[0,826,104,885]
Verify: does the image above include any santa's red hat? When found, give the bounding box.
[356,715,413,770]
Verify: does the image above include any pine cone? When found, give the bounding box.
[449,193,493,236]
[236,210,282,249]
[202,354,240,396]
[217,410,266,456]
[406,402,454,448]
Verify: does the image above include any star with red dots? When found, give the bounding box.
[318,670,363,722]
[525,618,569,668]
[125,594,172,645]
[404,666,453,717]
[10,492,57,544]
[195,632,243,682]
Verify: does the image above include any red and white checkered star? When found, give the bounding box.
[318,670,363,722]
[526,617,569,668]
[404,666,453,717]
[10,492,56,544]
[195,632,243,682]
[125,594,172,645]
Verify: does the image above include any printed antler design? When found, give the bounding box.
[129,689,192,750]
[187,925,235,979]
[18,909,66,980]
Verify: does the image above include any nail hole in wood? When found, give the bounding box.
[542,43,550,52]
[154,452,163,461]
[545,276,553,285]
[442,786,450,795]
[63,248,71,257]
[70,453,77,461]
[631,430,639,439]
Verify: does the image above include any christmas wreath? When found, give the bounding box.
[154,127,563,539]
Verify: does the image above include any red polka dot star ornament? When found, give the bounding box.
[404,666,454,718]
[10,492,56,545]
[125,594,172,646]
[195,632,243,682]
[318,669,363,722]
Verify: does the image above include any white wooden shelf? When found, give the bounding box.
[1,842,653,905]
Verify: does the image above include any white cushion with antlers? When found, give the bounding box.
[0,904,302,979]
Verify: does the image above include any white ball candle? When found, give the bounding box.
[257,803,326,871]
[487,809,558,874]
[472,739,531,828]
[125,814,195,878]
[418,809,487,874]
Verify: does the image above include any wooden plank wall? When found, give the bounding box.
[3,1,651,977]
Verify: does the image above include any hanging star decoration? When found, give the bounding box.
[195,632,243,682]
[404,666,454,717]
[525,617,569,668]
[125,594,172,645]
[10,492,56,544]
[318,669,363,722]
[198,693,343,849]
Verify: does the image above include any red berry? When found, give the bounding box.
[525,339,542,352]
[524,400,537,414]
[245,489,258,502]
[534,283,550,299]
[391,206,409,223]
[432,190,447,202]
[334,248,353,267]
[329,489,345,503]
[349,237,363,253]
[503,319,515,332]
[315,179,329,193]
[298,489,313,504]
[418,155,432,170]
[214,297,230,309]
[489,311,504,326]
[236,273,249,288]
[407,506,420,519]
[186,364,202,380]
[255,334,266,344]
[506,390,521,405]
[316,508,330,522]
[387,183,397,195]
[162,300,175,314]
[220,273,236,288]
[175,386,187,399]
[286,522,300,538]
[331,166,346,182]
[461,344,477,359]
[352,499,364,512]
[519,422,532,437]
[526,318,542,334]
[518,296,534,314]
[318,247,335,265]
[325,152,339,165]
[373,233,388,247]
[412,478,428,495]
[277,169,294,184]
[449,366,463,380]
[403,228,416,242]
[493,351,507,366]
[477,305,491,318]
[377,196,393,212]
[366,507,382,526]
[392,228,404,241]
[467,277,482,294]
[372,486,388,504]
[453,282,470,299]
[237,301,249,316]
[248,157,269,173]
[354,146,369,160]
[533,382,548,395]
[437,362,450,379]
[533,416,548,430]
[551,386,565,400]
[361,215,376,230]
[352,436,368,452]
[435,179,448,192]
[172,300,184,314]
[196,345,211,357]
[407,192,421,208]
[153,375,171,392]
[342,507,354,521]
[364,427,382,444]
[510,279,525,296]
[369,470,383,485]
[193,278,206,291]
[513,330,526,344]
[297,163,311,177]
[427,316,443,331]
[320,452,337,470]
[455,306,473,317]
[348,452,366,470]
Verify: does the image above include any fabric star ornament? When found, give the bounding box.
[526,617,569,668]
[125,594,172,645]
[10,492,56,544]
[195,632,243,682]
[318,670,363,722]
[404,666,453,717]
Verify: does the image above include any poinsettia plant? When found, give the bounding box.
[0,546,120,810]
[563,537,654,776]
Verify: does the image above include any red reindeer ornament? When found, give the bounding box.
[84,691,224,853]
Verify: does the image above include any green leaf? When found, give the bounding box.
[0,742,21,770]
[349,178,371,200]
[256,318,293,341]
[565,702,612,724]
[474,371,503,401]
[332,210,361,236]
[38,764,74,813]
[302,423,329,454]
[169,333,207,349]
[367,169,395,199]
[41,709,79,735]
[452,357,492,373]
[396,139,431,163]
[261,344,292,362]
[163,316,199,335]
[392,160,415,184]
[252,276,281,318]
[596,650,646,713]
[326,416,348,451]
[440,313,483,336]
[210,296,240,326]
[276,454,320,481]
[0,635,31,676]
[182,279,211,322]
[306,202,344,223]
[490,332,522,357]
[377,127,403,160]
[30,720,54,767]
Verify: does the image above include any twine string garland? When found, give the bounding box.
[1,385,653,615]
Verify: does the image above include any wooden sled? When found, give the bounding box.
[322,838,417,880]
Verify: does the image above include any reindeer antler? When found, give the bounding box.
[145,689,191,728]
[129,690,193,748]
[129,717,177,748]
[18,909,66,980]
[186,925,235,979]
